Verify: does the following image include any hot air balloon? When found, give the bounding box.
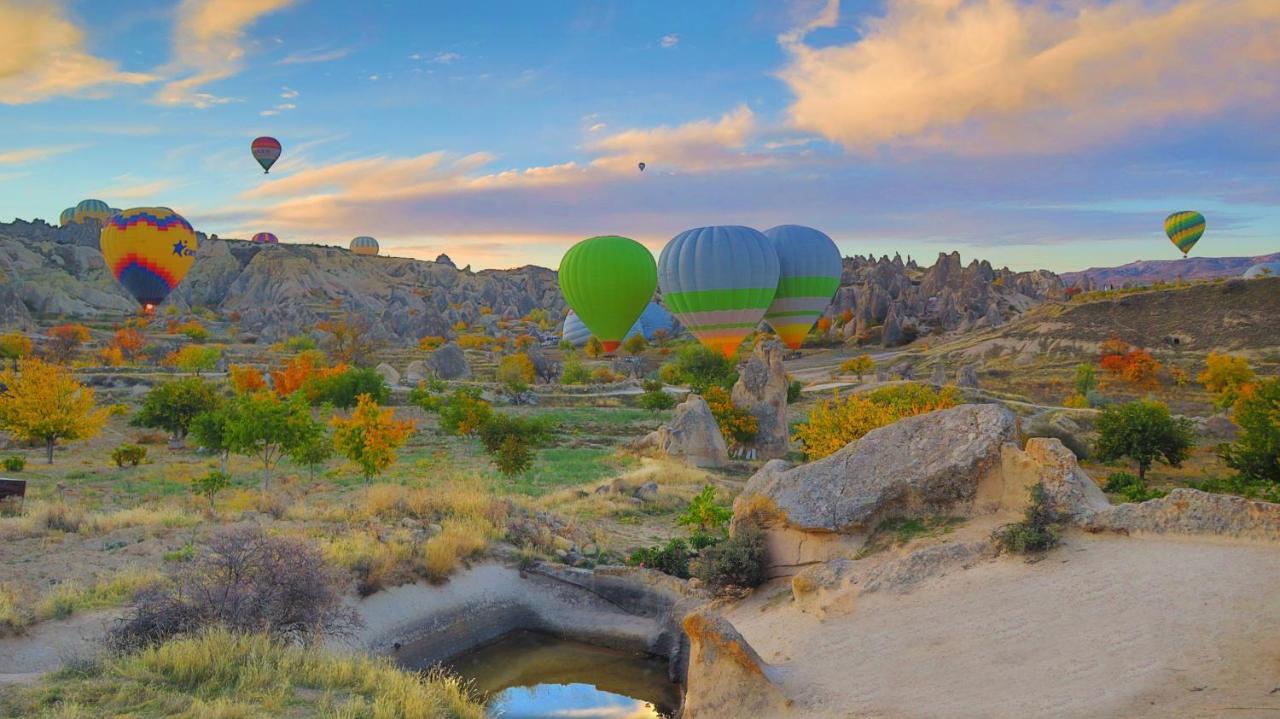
[252,232,279,244]
[658,225,779,358]
[558,236,656,353]
[99,207,198,312]
[251,136,282,174]
[763,225,843,350]
[638,162,646,172]
[561,302,674,347]
[350,236,379,256]
[59,207,75,226]
[73,199,113,224]
[1164,211,1205,257]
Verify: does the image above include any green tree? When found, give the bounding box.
[1095,400,1195,482]
[1218,377,1280,485]
[224,392,320,490]
[307,366,388,409]
[1074,363,1097,397]
[659,344,737,394]
[169,345,221,374]
[621,333,647,356]
[289,421,334,481]
[560,351,589,385]
[131,377,222,448]
[190,406,234,475]
[678,485,732,534]
[192,470,230,514]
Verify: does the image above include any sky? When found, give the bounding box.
[1,0,1278,272]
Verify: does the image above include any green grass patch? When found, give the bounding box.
[497,448,638,497]
[855,516,963,559]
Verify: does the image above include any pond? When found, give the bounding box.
[442,630,682,719]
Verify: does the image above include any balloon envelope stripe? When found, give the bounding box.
[772,276,841,298]
[108,212,194,232]
[112,254,177,289]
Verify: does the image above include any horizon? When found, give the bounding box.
[2,0,1278,272]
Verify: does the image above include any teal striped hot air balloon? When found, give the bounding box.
[59,207,75,226]
[1164,211,1205,257]
[763,225,843,349]
[658,225,779,357]
[73,199,112,224]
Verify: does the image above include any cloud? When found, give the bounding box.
[430,52,461,64]
[659,33,679,48]
[0,1,155,104]
[587,123,606,132]
[280,86,298,98]
[154,0,298,107]
[89,177,178,200]
[0,144,84,165]
[277,46,350,65]
[259,102,295,116]
[587,104,771,172]
[778,0,1280,154]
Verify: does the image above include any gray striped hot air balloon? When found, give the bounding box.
[763,225,843,349]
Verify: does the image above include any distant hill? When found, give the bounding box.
[1061,252,1280,289]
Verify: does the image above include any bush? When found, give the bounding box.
[704,386,758,446]
[678,485,732,533]
[109,526,357,651]
[1218,376,1280,485]
[191,470,230,512]
[560,351,589,385]
[590,367,620,384]
[692,522,767,594]
[1102,471,1167,503]
[839,355,875,379]
[659,344,737,393]
[437,388,493,436]
[111,444,147,468]
[991,484,1061,555]
[794,383,961,460]
[307,366,388,408]
[638,380,676,411]
[2,455,24,472]
[787,378,803,404]
[497,353,535,395]
[626,538,691,578]
[493,435,533,476]
[476,412,555,454]
[284,334,317,352]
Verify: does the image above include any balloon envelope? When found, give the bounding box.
[558,236,656,352]
[763,225,843,349]
[99,207,198,308]
[59,207,75,226]
[251,136,282,173]
[73,199,113,224]
[350,236,379,256]
[1243,261,1280,279]
[561,301,674,347]
[658,225,779,357]
[1164,211,1205,256]
[252,232,279,244]
[638,162,646,172]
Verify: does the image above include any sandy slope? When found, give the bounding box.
[728,534,1280,719]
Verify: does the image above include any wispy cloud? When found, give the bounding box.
[277,46,350,65]
[430,52,461,64]
[0,144,85,165]
[154,0,299,108]
[587,123,606,132]
[280,86,298,99]
[587,105,771,172]
[659,33,680,48]
[89,177,179,201]
[259,102,295,116]
[778,0,1280,154]
[0,1,155,104]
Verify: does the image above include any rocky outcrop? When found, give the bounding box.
[1084,489,1280,542]
[957,364,979,388]
[730,340,789,459]
[424,343,471,380]
[403,360,427,386]
[681,611,790,719]
[632,395,730,468]
[1003,438,1110,521]
[374,362,401,387]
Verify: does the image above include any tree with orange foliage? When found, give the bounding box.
[317,313,378,366]
[1120,349,1162,390]
[270,350,327,397]
[418,336,445,351]
[0,358,108,463]
[110,328,146,361]
[815,317,832,333]
[229,364,269,395]
[331,394,415,484]
[97,345,126,366]
[44,323,91,364]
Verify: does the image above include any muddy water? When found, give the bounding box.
[443,630,681,719]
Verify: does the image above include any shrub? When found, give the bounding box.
[497,353,535,395]
[0,331,33,361]
[659,344,737,393]
[331,394,416,484]
[991,484,1061,554]
[794,383,961,460]
[639,380,676,411]
[560,351,590,385]
[165,344,221,374]
[308,366,389,408]
[1102,471,1167,503]
[421,518,492,582]
[584,336,604,358]
[692,522,767,593]
[787,378,803,404]
[191,470,230,513]
[131,376,222,444]
[590,367,620,384]
[109,526,357,650]
[111,444,147,468]
[418,335,445,351]
[2,455,24,472]
[283,334,317,352]
[176,321,209,342]
[704,386,758,446]
[1063,393,1090,409]
[437,387,493,436]
[626,538,691,578]
[1074,363,1097,396]
[1218,376,1280,485]
[839,354,875,380]
[1095,400,1195,481]
[621,333,647,356]
[678,485,732,534]
[1198,352,1255,410]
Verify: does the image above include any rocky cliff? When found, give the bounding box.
[1061,252,1280,288]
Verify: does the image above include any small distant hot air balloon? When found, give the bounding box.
[251,136,282,174]
[252,232,279,244]
[561,301,674,348]
[658,226,779,358]
[1164,211,1205,257]
[73,199,113,224]
[763,225,843,350]
[59,207,75,227]
[350,236,379,256]
[638,162,646,172]
[559,236,656,353]
[99,207,198,312]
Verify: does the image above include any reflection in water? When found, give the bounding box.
[444,630,680,719]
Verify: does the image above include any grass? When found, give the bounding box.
[421,518,495,582]
[855,516,963,559]
[0,500,198,540]
[498,447,638,497]
[35,568,165,621]
[0,628,484,719]
[0,584,30,635]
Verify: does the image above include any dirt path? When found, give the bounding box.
[728,534,1280,719]
[0,610,118,686]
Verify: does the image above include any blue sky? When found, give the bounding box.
[1,0,1277,271]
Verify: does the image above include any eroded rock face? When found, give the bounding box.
[631,395,730,468]
[1005,438,1111,521]
[375,362,401,387]
[404,360,427,387]
[731,339,789,459]
[1085,489,1280,542]
[681,611,790,719]
[425,343,471,380]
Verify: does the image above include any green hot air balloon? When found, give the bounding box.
[763,225,843,350]
[558,236,657,353]
[658,225,779,358]
[1164,211,1205,257]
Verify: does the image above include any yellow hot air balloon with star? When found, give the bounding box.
[99,207,199,312]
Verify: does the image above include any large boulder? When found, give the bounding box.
[631,394,730,468]
[425,343,471,380]
[403,360,428,386]
[681,611,791,719]
[731,339,790,459]
[1084,489,1280,542]
[1001,438,1109,521]
[374,362,401,387]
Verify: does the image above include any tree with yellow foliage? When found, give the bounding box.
[331,394,416,484]
[839,354,876,381]
[1197,352,1255,409]
[0,332,33,363]
[45,323,91,364]
[0,359,108,463]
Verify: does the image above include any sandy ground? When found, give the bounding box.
[728,533,1280,719]
[0,609,118,686]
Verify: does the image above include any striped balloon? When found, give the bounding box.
[252,232,279,244]
[658,225,779,358]
[251,136,282,173]
[350,236,379,256]
[73,199,113,224]
[1164,211,1205,256]
[763,225,843,349]
[99,208,198,309]
[561,302,675,347]
[59,207,75,226]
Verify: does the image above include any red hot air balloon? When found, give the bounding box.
[251,137,282,174]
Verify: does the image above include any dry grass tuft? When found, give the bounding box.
[420,518,494,582]
[36,568,165,621]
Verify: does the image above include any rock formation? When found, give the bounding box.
[424,343,471,380]
[631,394,730,468]
[681,611,790,719]
[730,339,789,459]
[1084,489,1280,542]
[374,362,401,387]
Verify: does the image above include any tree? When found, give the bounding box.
[270,350,334,397]
[192,470,230,514]
[307,366,388,409]
[678,485,732,534]
[840,355,875,381]
[1074,363,1097,396]
[44,323,91,364]
[0,332,33,362]
[110,328,146,362]
[0,359,108,463]
[497,353,535,397]
[317,313,379,366]
[1198,353,1255,410]
[330,394,415,484]
[289,420,334,481]
[659,344,737,394]
[1218,377,1280,485]
[190,406,234,474]
[225,392,320,490]
[228,364,269,395]
[167,345,221,375]
[621,333,647,356]
[1095,400,1195,482]
[561,351,589,384]
[639,379,676,411]
[584,336,604,358]
[131,377,223,448]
